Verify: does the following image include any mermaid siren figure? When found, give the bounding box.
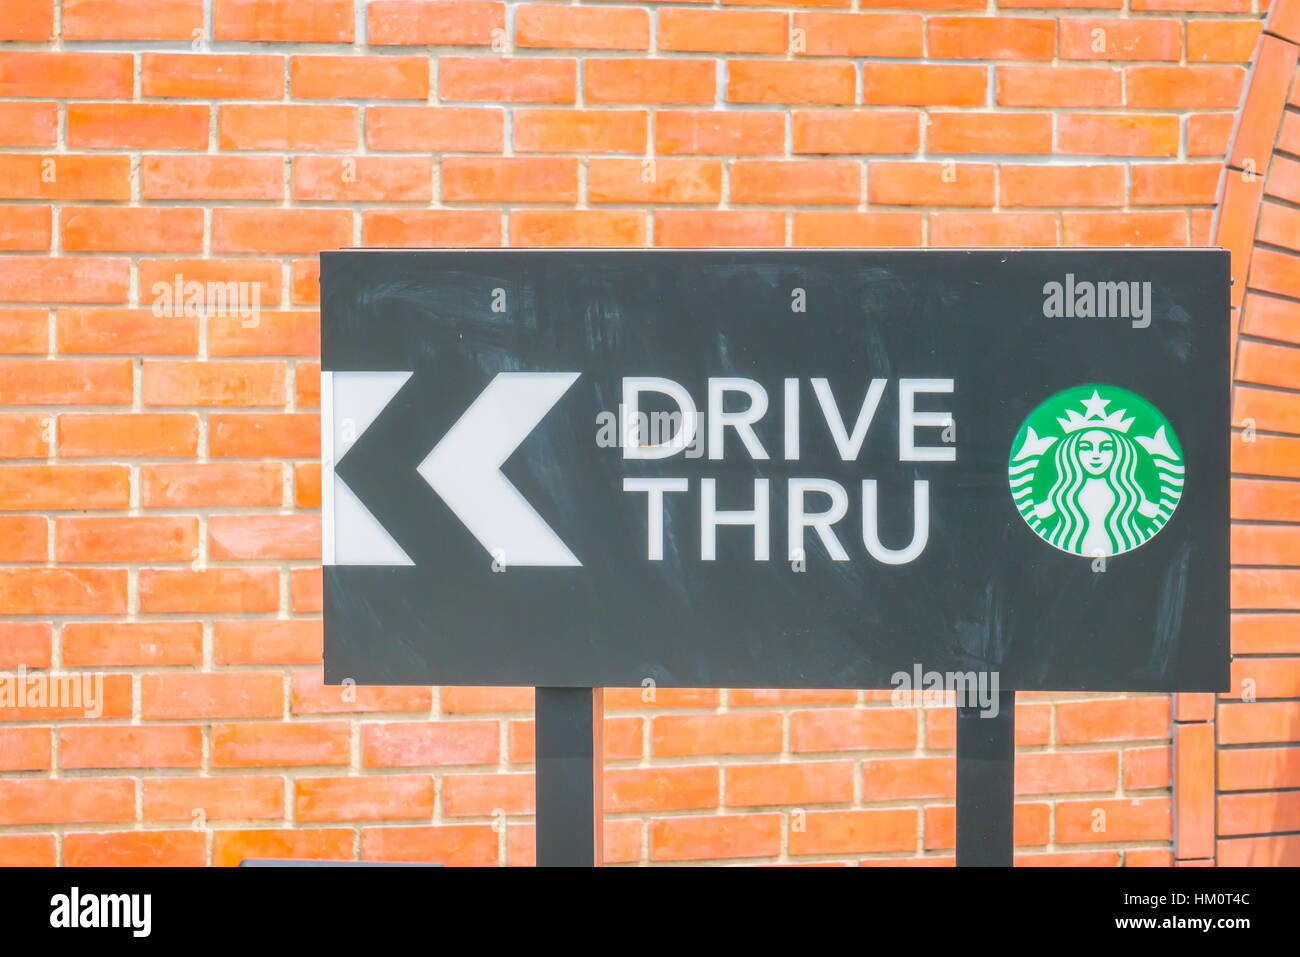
[1009,386,1185,558]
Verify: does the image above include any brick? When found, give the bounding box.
[1131,162,1222,205]
[143,671,282,719]
[56,515,197,561]
[727,761,854,806]
[1065,210,1189,247]
[0,622,51,667]
[518,5,650,49]
[291,56,427,100]
[0,102,56,147]
[213,209,351,254]
[0,257,129,304]
[209,514,321,560]
[0,728,50,771]
[0,515,45,561]
[588,158,720,204]
[928,113,1052,153]
[928,17,1056,60]
[651,813,782,861]
[793,211,923,247]
[138,568,279,614]
[792,111,919,154]
[607,765,719,812]
[1189,112,1235,156]
[363,721,499,767]
[0,207,50,251]
[61,207,205,253]
[62,621,203,667]
[0,779,134,825]
[213,828,352,867]
[142,54,284,99]
[210,311,318,357]
[143,462,282,508]
[1056,697,1170,744]
[298,775,434,822]
[143,360,285,407]
[732,159,859,204]
[1126,66,1245,109]
[0,835,52,867]
[363,824,499,866]
[1058,114,1180,156]
[1230,37,1298,172]
[65,831,205,867]
[363,209,501,247]
[1187,19,1261,61]
[652,712,783,756]
[1015,750,1118,794]
[0,310,47,353]
[654,210,784,247]
[868,162,995,206]
[68,103,208,151]
[0,52,133,98]
[442,157,578,203]
[293,156,433,202]
[1056,797,1171,843]
[220,104,359,151]
[0,465,129,511]
[0,413,47,458]
[213,619,321,666]
[791,707,918,751]
[863,64,987,106]
[142,155,286,201]
[368,1,503,45]
[588,59,715,104]
[729,60,855,104]
[296,463,322,506]
[0,154,130,201]
[292,669,432,715]
[214,0,354,42]
[366,106,502,152]
[0,0,52,40]
[141,258,282,311]
[997,65,1122,106]
[146,776,285,821]
[0,672,131,721]
[513,110,646,153]
[63,0,203,40]
[1059,18,1183,60]
[795,12,923,56]
[660,10,786,53]
[1001,164,1125,207]
[656,110,784,154]
[213,721,350,768]
[510,210,646,247]
[60,726,202,769]
[439,57,576,103]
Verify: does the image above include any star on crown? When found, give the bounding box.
[1057,390,1135,434]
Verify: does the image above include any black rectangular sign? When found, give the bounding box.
[321,249,1229,692]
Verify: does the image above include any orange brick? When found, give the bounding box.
[366,106,502,152]
[368,0,503,45]
[212,208,351,254]
[0,727,51,770]
[1126,65,1245,109]
[142,462,282,508]
[0,465,129,511]
[660,10,787,53]
[1056,697,1170,744]
[793,211,923,246]
[64,0,203,40]
[60,725,202,769]
[68,103,208,150]
[0,836,55,866]
[293,156,433,202]
[651,813,782,861]
[587,59,715,104]
[214,0,353,42]
[138,568,279,614]
[65,831,205,867]
[0,779,134,826]
[291,55,427,100]
[363,721,500,767]
[142,155,286,201]
[62,621,203,667]
[654,210,784,247]
[652,712,783,756]
[142,53,283,99]
[1057,114,1180,156]
[795,12,923,56]
[56,515,197,561]
[1001,164,1124,207]
[726,761,854,806]
[513,110,647,153]
[1056,797,1171,843]
[0,102,56,147]
[442,157,578,203]
[363,209,501,248]
[213,828,352,867]
[209,514,321,560]
[0,622,51,668]
[729,60,856,104]
[588,158,721,204]
[656,110,784,154]
[363,824,499,866]
[1059,18,1183,60]
[0,52,133,98]
[518,5,650,49]
[213,721,350,767]
[607,765,720,811]
[509,210,646,247]
[143,671,282,719]
[997,65,1122,106]
[791,708,918,752]
[869,161,995,206]
[1063,210,1189,246]
[928,113,1052,153]
[0,515,45,561]
[145,775,284,821]
[439,57,576,103]
[143,360,285,407]
[220,104,359,150]
[928,16,1056,60]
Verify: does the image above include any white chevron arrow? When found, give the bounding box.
[418,372,582,567]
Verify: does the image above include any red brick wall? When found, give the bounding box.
[0,0,1287,866]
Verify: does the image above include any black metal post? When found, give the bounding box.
[955,690,1015,866]
[535,687,603,867]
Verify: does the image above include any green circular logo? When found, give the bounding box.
[1009,384,1183,558]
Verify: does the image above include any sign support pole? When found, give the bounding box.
[955,690,1016,867]
[535,687,604,867]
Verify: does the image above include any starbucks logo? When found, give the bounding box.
[1009,385,1184,558]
